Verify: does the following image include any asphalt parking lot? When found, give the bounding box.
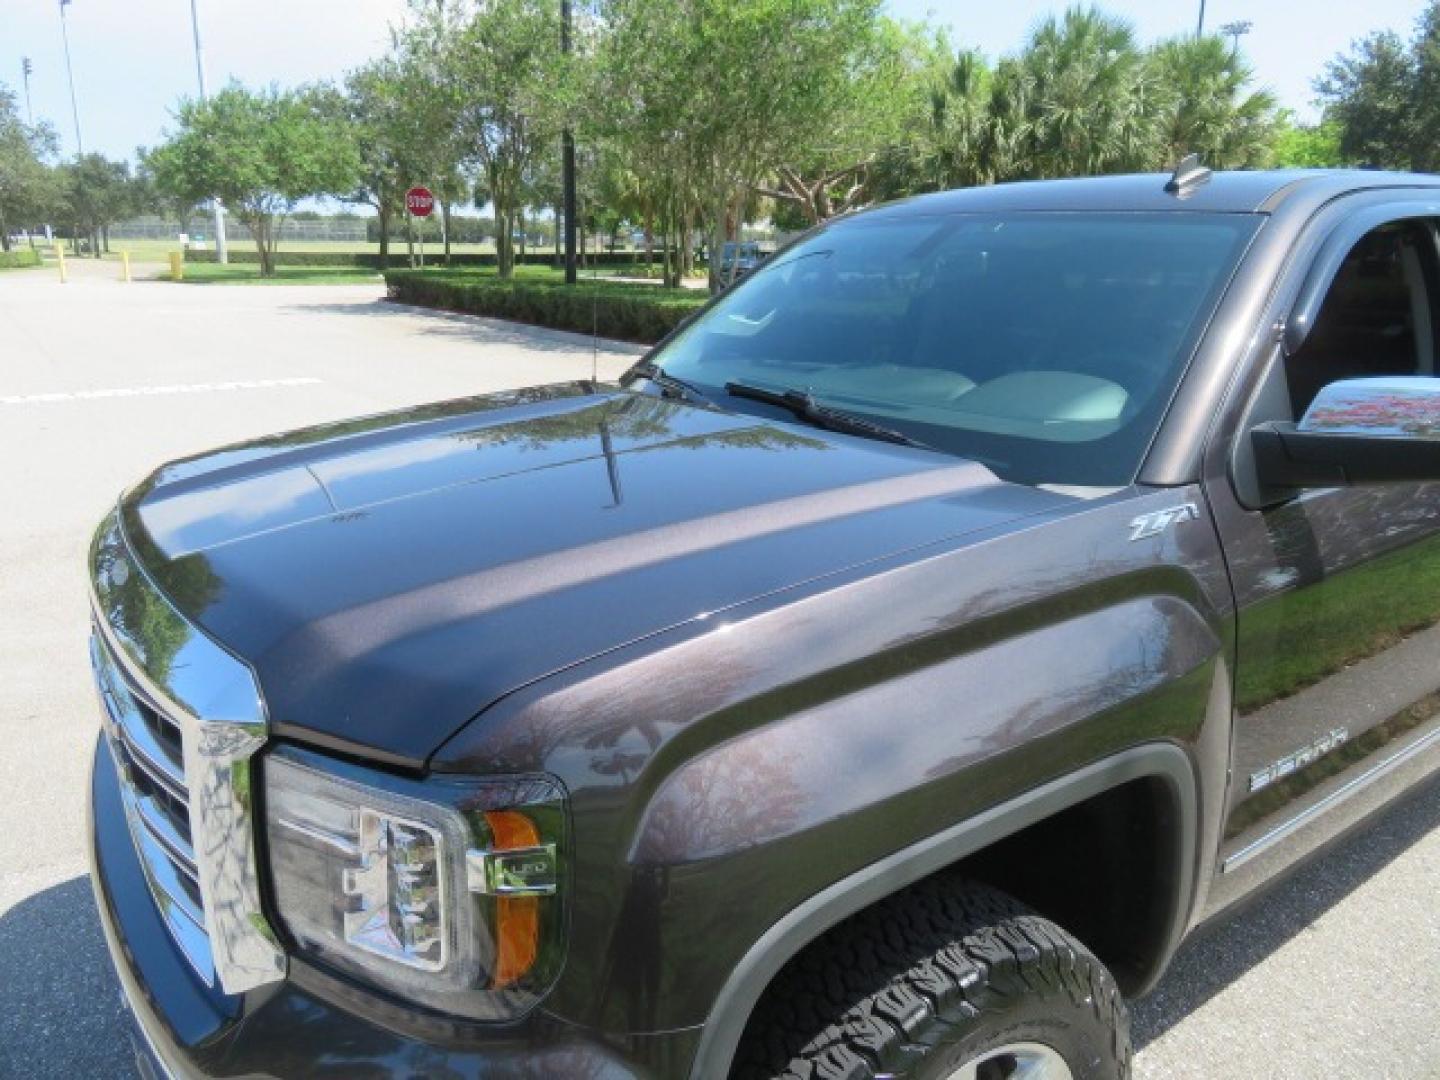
[2,261,1438,1079]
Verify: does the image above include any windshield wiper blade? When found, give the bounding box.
[724,381,936,452]
[628,360,712,406]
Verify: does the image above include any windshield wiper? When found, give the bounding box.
[628,360,712,406]
[724,381,936,452]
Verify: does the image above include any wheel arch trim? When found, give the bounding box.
[685,741,1197,1080]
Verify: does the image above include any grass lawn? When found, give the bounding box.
[157,263,384,285]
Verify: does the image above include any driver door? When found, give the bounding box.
[1205,217,1440,909]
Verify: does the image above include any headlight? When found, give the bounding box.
[264,746,567,1020]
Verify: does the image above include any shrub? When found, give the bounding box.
[0,249,41,269]
[384,268,708,344]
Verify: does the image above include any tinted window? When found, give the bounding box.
[656,212,1258,486]
[1285,222,1439,417]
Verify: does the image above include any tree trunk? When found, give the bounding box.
[1,229,11,253]
[442,201,453,267]
[497,209,514,279]
[660,220,672,287]
[251,215,275,277]
[378,204,391,267]
[643,212,653,276]
[102,225,111,254]
[553,201,562,268]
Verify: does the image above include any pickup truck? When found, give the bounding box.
[88,166,1440,1080]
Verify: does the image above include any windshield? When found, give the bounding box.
[653,211,1259,486]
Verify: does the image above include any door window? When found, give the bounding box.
[1284,221,1439,417]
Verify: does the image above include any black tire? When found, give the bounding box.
[730,876,1131,1080]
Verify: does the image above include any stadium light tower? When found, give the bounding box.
[58,0,84,155]
[1220,20,1254,51]
[21,58,34,125]
[188,0,229,263]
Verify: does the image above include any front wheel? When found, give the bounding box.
[730,877,1130,1080]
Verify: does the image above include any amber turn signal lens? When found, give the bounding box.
[484,810,541,988]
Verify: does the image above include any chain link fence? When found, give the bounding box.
[109,216,369,243]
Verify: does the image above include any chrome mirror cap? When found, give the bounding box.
[1299,376,1440,438]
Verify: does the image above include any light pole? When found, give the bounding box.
[188,0,228,262]
[21,58,34,125]
[1219,20,1254,52]
[58,0,84,155]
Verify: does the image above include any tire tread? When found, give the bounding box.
[729,875,1131,1080]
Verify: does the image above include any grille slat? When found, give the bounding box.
[132,787,200,884]
[102,684,187,797]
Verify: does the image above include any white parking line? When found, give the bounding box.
[0,377,322,405]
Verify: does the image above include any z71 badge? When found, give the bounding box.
[1129,503,1200,541]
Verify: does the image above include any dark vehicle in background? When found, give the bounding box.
[718,239,767,282]
[89,167,1440,1079]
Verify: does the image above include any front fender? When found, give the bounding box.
[432,486,1234,1047]
[683,741,1198,1080]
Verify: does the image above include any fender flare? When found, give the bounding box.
[685,741,1198,1080]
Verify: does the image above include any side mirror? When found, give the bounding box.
[1252,377,1440,488]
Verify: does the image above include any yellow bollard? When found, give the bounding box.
[168,251,184,282]
[55,243,67,284]
[120,250,132,283]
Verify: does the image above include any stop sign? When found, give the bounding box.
[406,186,435,217]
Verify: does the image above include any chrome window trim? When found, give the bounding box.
[89,507,286,994]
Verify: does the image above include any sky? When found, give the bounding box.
[2,0,1434,165]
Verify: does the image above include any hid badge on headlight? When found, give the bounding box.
[264,747,567,1020]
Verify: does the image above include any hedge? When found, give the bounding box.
[188,248,652,269]
[0,249,41,269]
[384,269,708,344]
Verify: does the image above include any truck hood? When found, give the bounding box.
[120,382,1069,767]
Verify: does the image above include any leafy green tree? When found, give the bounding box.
[133,158,202,234]
[758,17,941,225]
[1146,35,1278,169]
[147,83,360,275]
[597,0,886,292]
[1272,112,1345,168]
[406,0,572,278]
[0,83,61,251]
[1314,3,1440,172]
[341,60,412,266]
[1316,29,1419,169]
[590,0,701,286]
[60,154,138,256]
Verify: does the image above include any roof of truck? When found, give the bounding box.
[868,169,1440,218]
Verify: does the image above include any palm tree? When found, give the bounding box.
[1148,35,1279,169]
[1016,7,1158,178]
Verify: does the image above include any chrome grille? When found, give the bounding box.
[93,631,214,980]
[89,507,286,995]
